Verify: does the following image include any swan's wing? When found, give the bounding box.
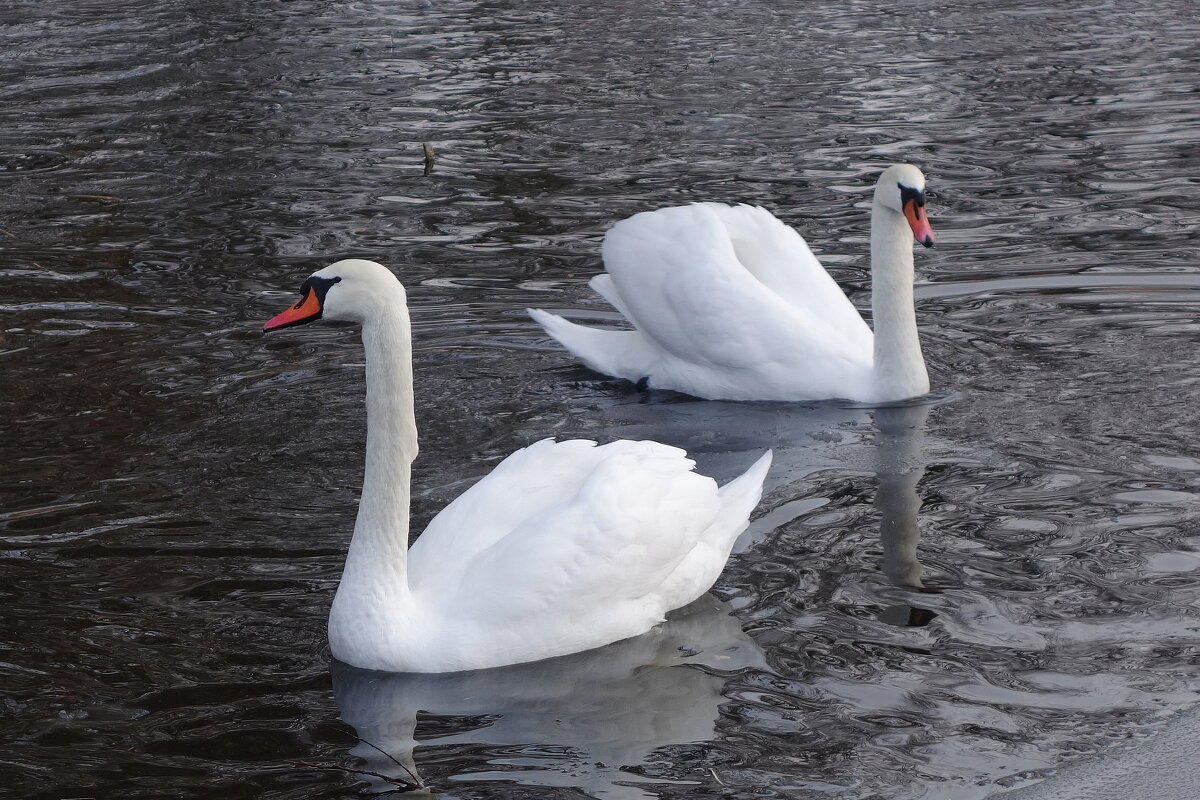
[600,203,872,369]
[699,203,868,329]
[408,439,604,587]
[408,439,725,616]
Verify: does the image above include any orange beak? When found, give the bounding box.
[904,199,936,248]
[264,287,323,331]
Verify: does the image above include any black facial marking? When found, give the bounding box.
[899,183,926,211]
[299,275,342,301]
[291,275,343,312]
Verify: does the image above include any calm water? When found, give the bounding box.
[4,0,1200,797]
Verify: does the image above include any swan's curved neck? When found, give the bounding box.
[337,304,419,614]
[870,204,929,401]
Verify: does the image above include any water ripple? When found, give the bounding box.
[4,0,1200,798]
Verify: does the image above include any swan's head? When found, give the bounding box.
[874,164,935,248]
[263,259,405,331]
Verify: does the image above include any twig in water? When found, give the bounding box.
[709,767,726,786]
[285,759,416,789]
[69,194,123,203]
[422,142,435,176]
[285,755,422,793]
[358,737,424,789]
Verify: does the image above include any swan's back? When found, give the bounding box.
[607,203,866,335]
[410,439,718,603]
[586,203,872,399]
[402,439,770,670]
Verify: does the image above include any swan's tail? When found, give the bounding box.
[528,307,659,383]
[664,450,773,611]
[716,450,773,533]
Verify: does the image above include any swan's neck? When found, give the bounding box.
[869,205,929,402]
[334,306,420,625]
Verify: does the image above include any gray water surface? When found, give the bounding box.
[4,1,1200,798]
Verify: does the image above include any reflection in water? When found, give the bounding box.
[332,595,764,799]
[589,395,876,485]
[874,403,939,628]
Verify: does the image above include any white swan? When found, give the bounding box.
[263,259,772,673]
[529,164,937,403]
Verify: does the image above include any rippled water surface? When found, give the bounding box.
[4,0,1200,797]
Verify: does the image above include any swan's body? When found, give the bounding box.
[529,164,936,403]
[263,259,771,673]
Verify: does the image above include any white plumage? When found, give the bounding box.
[530,163,936,403]
[263,259,771,673]
[401,437,770,672]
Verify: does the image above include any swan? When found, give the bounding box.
[528,163,937,403]
[262,259,772,673]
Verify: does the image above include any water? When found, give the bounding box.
[3,0,1200,797]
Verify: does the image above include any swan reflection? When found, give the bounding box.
[874,403,939,628]
[332,594,764,799]
[591,397,876,488]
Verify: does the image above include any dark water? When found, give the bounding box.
[4,0,1200,797]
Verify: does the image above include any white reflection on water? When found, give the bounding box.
[876,403,933,592]
[584,395,878,523]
